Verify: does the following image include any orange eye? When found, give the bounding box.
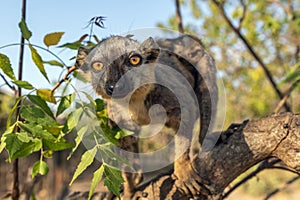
[129,55,141,66]
[92,61,104,71]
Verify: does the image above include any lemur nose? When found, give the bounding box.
[105,82,115,96]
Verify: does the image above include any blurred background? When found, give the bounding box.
[1,0,300,199]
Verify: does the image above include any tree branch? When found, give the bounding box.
[274,78,300,113]
[223,158,281,199]
[237,0,247,31]
[264,175,300,200]
[175,0,184,34]
[128,112,300,199]
[12,0,27,199]
[51,65,77,93]
[211,0,291,112]
[0,73,16,92]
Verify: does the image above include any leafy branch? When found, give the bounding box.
[211,0,291,112]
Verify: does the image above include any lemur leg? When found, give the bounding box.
[118,135,143,199]
[171,119,210,198]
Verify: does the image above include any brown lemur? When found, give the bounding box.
[76,35,218,198]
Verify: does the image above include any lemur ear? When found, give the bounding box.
[75,46,92,71]
[140,37,160,61]
[140,37,159,49]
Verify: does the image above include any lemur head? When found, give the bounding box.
[76,36,160,99]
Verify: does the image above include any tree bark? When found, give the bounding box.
[129,112,300,199]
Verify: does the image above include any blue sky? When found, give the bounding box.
[0,0,178,91]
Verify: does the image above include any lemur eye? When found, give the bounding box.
[129,55,142,66]
[92,61,104,71]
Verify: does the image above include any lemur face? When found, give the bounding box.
[79,36,160,99]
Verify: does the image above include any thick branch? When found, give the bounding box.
[211,0,291,112]
[130,112,300,199]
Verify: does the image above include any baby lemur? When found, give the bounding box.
[76,35,218,197]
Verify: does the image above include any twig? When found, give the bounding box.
[85,16,106,42]
[175,0,184,34]
[264,175,300,200]
[269,166,300,175]
[51,65,77,93]
[211,0,291,112]
[0,43,68,68]
[237,0,247,31]
[274,79,300,113]
[0,73,16,92]
[223,158,281,199]
[12,0,27,199]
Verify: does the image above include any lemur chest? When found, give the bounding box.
[128,98,150,125]
[106,85,180,131]
[106,93,151,131]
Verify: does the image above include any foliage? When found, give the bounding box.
[0,18,126,199]
[157,0,300,126]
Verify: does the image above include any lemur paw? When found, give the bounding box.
[172,152,210,198]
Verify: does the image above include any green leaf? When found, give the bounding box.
[88,165,104,200]
[32,160,49,178]
[13,80,34,90]
[43,139,73,151]
[5,133,22,160]
[103,164,124,198]
[18,122,57,141]
[0,53,16,80]
[18,18,32,40]
[114,130,134,139]
[95,98,105,112]
[29,44,49,82]
[0,125,16,153]
[58,34,88,50]
[27,95,55,119]
[20,106,61,135]
[104,179,120,199]
[43,60,64,67]
[43,125,63,136]
[12,138,42,159]
[104,164,124,184]
[70,146,97,185]
[56,93,75,117]
[67,125,88,160]
[17,132,32,143]
[284,68,300,83]
[20,105,47,122]
[43,32,64,47]
[58,41,82,50]
[6,98,22,129]
[99,145,133,170]
[0,138,6,154]
[63,107,83,133]
[36,89,56,104]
